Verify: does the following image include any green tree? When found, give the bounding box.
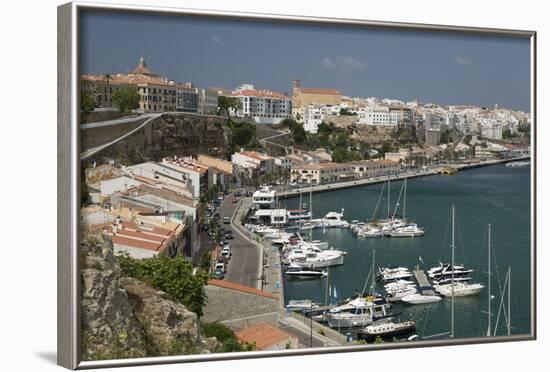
[217,96,241,118]
[80,91,96,116]
[380,141,393,156]
[112,88,140,113]
[339,108,356,116]
[332,146,348,163]
[116,253,209,317]
[233,126,254,146]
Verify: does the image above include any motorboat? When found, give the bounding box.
[387,223,425,237]
[326,296,392,328]
[284,247,345,268]
[358,320,416,342]
[434,282,484,297]
[285,264,327,279]
[285,300,319,312]
[306,209,349,229]
[401,293,442,304]
[386,286,418,302]
[376,267,414,282]
[358,225,384,238]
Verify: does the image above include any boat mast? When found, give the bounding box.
[487,223,492,337]
[325,266,330,306]
[309,178,313,243]
[450,205,455,338]
[403,178,407,220]
[387,172,391,218]
[370,249,376,294]
[298,190,302,231]
[507,266,511,336]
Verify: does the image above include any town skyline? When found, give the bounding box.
[80,10,531,112]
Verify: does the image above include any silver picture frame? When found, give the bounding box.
[57,1,537,369]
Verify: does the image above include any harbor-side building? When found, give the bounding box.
[349,160,401,178]
[290,162,354,184]
[232,150,275,182]
[236,323,299,351]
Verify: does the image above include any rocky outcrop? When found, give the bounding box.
[120,277,220,356]
[80,236,219,360]
[82,113,231,165]
[80,236,149,360]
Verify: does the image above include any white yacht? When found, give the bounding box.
[326,296,391,328]
[286,300,319,311]
[377,267,414,282]
[434,282,484,297]
[284,247,345,268]
[387,223,425,237]
[306,209,349,229]
[285,264,327,279]
[358,225,384,238]
[401,293,442,304]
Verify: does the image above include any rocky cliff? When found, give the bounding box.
[80,236,219,360]
[82,113,232,165]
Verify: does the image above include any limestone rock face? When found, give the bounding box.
[120,277,220,356]
[80,236,149,360]
[80,236,219,360]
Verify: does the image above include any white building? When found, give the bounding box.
[99,175,143,197]
[231,150,275,178]
[231,84,292,124]
[254,209,287,225]
[358,107,400,126]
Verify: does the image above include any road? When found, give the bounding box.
[217,193,262,289]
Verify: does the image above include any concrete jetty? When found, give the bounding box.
[413,268,436,296]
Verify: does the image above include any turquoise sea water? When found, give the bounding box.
[282,164,531,339]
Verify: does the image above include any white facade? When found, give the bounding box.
[231,84,292,124]
[358,107,400,126]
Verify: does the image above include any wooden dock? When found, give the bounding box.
[413,268,436,296]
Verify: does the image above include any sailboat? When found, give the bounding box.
[434,207,484,297]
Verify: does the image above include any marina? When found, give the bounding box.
[278,163,530,340]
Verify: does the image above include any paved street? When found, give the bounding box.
[217,193,262,289]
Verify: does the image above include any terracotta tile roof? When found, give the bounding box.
[112,235,166,252]
[299,87,341,95]
[238,151,273,161]
[236,323,294,350]
[208,280,278,299]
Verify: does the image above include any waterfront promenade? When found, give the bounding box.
[279,155,530,199]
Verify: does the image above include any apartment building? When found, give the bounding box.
[290,162,354,184]
[357,107,400,126]
[349,160,400,178]
[80,57,203,113]
[232,150,275,180]
[230,84,292,124]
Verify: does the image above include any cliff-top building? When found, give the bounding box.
[81,57,218,114]
[291,79,342,119]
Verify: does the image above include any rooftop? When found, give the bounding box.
[231,89,289,100]
[298,87,341,95]
[237,150,274,162]
[235,323,294,350]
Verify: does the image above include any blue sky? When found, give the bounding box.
[80,10,531,112]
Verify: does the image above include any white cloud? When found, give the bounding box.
[454,55,472,66]
[211,34,221,44]
[321,56,367,69]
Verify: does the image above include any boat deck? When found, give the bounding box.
[413,269,436,296]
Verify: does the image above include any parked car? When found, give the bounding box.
[232,198,238,204]
[213,268,225,279]
[221,250,230,259]
[224,232,234,240]
[223,216,230,224]
[215,262,225,273]
[234,191,242,197]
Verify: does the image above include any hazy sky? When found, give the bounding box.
[80,10,531,112]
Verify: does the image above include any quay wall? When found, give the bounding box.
[278,155,531,199]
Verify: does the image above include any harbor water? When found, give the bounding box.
[281,164,531,339]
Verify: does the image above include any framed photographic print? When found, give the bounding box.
[57,1,536,369]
